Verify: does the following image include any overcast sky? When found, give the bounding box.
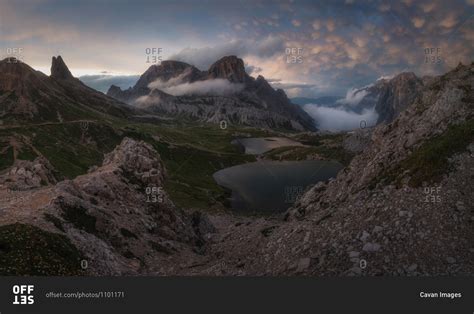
[1,0,473,97]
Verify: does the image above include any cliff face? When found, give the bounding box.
[207,56,249,83]
[107,55,316,131]
[374,72,424,124]
[341,72,424,124]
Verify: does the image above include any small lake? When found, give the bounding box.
[231,137,304,155]
[213,160,343,213]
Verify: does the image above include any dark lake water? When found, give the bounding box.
[213,160,343,213]
[231,137,304,155]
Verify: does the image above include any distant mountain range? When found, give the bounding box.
[294,73,425,126]
[107,56,316,131]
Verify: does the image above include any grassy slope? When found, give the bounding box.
[0,223,84,275]
[370,119,474,188]
[0,115,354,210]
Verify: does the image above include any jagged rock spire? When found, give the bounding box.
[51,55,74,80]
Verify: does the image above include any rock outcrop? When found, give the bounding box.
[0,138,210,275]
[51,56,74,80]
[0,157,59,191]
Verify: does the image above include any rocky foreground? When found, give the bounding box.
[0,63,473,276]
[0,138,214,275]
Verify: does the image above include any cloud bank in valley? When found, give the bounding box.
[336,87,370,107]
[303,104,378,131]
[151,79,244,96]
[147,68,244,96]
[302,85,378,132]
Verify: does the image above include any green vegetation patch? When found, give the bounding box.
[372,119,474,188]
[16,145,38,161]
[18,122,122,179]
[157,141,255,210]
[0,223,84,276]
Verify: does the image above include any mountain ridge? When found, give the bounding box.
[107,55,316,131]
[0,56,137,124]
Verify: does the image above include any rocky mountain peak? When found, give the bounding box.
[106,55,316,131]
[207,55,248,83]
[134,60,202,90]
[51,55,74,80]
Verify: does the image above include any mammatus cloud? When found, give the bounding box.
[5,0,472,99]
[303,104,378,132]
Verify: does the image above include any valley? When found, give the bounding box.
[0,55,472,277]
